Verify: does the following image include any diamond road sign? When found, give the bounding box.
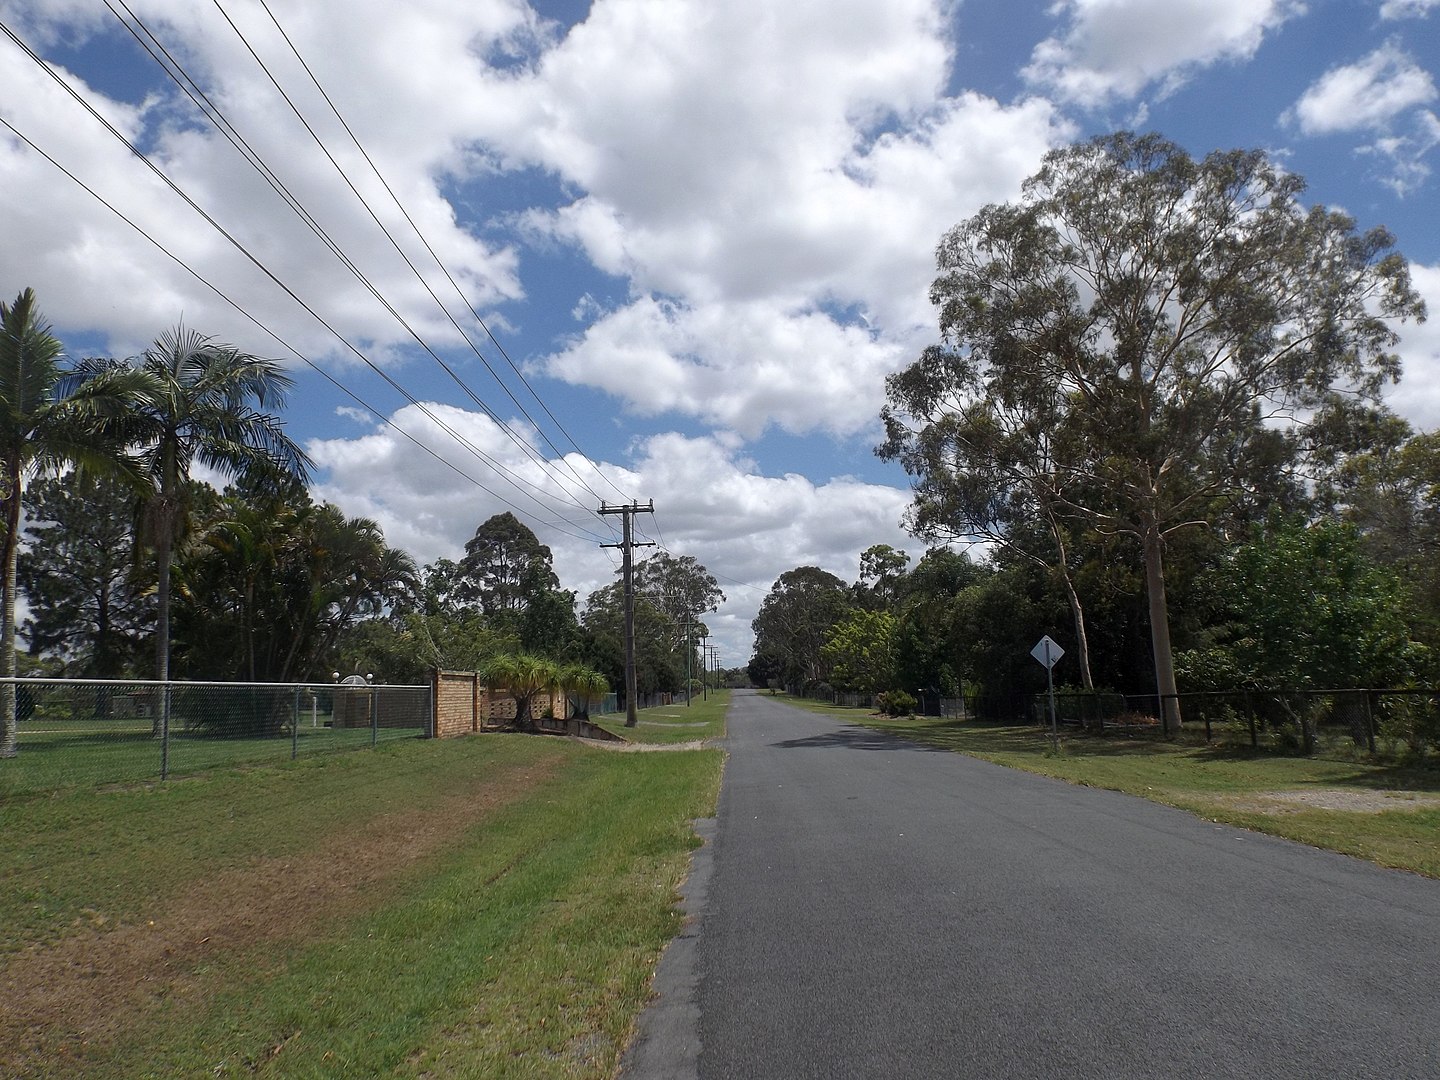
[1030,635,1064,669]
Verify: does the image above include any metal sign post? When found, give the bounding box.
[1030,635,1065,747]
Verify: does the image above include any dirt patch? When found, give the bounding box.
[575,737,718,752]
[1223,788,1440,815]
[0,755,566,1077]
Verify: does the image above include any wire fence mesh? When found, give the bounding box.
[2,678,432,795]
[1024,688,1440,756]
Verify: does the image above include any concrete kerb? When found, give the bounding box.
[617,815,717,1080]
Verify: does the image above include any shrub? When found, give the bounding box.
[878,690,917,717]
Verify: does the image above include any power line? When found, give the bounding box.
[0,113,610,548]
[0,19,611,544]
[252,0,635,509]
[99,1,613,533]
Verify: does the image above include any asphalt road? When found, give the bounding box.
[621,690,1440,1080]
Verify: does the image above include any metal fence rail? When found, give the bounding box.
[2,678,432,795]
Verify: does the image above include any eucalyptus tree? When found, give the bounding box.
[127,326,311,684]
[0,289,146,755]
[635,552,725,641]
[751,566,853,690]
[879,367,1100,687]
[881,132,1424,733]
[582,579,684,695]
[458,512,558,618]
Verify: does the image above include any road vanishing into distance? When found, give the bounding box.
[621,689,1439,1080]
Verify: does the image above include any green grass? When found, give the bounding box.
[2,733,724,1077]
[2,715,420,796]
[786,697,1440,878]
[594,690,730,744]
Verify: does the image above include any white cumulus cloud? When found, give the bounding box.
[1386,262,1440,427]
[1379,0,1440,19]
[307,407,925,663]
[1289,42,1438,134]
[1023,0,1304,107]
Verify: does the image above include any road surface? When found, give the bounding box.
[622,690,1439,1079]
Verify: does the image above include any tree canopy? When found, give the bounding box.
[458,512,559,617]
[881,132,1425,733]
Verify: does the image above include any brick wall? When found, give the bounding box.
[432,671,565,737]
[434,670,486,738]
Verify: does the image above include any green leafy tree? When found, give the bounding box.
[120,327,311,685]
[558,663,610,720]
[1324,424,1440,646]
[458,512,558,619]
[882,132,1424,734]
[747,649,784,690]
[635,551,725,642]
[175,487,416,683]
[478,653,559,733]
[582,579,684,697]
[751,566,853,690]
[856,544,910,610]
[1179,517,1427,693]
[416,557,466,617]
[517,560,580,658]
[949,564,1053,715]
[877,386,1102,687]
[1,289,147,755]
[891,547,986,696]
[821,609,897,695]
[19,473,154,677]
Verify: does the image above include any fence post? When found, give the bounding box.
[292,687,300,760]
[370,687,379,747]
[1365,691,1377,753]
[160,682,171,781]
[1246,691,1258,749]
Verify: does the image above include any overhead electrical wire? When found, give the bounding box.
[98,0,613,535]
[203,0,613,510]
[250,0,636,509]
[0,26,611,546]
[0,113,610,547]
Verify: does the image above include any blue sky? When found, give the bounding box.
[3,0,1439,665]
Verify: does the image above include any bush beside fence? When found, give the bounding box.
[2,678,432,796]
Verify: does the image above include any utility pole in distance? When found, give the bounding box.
[600,500,654,727]
[704,642,720,696]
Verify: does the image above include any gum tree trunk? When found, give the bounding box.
[1142,521,1182,736]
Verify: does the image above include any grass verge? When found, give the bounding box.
[791,699,1440,878]
[594,689,730,745]
[1,733,723,1078]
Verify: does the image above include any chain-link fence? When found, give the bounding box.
[1024,688,1440,756]
[2,678,432,795]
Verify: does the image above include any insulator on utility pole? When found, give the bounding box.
[599,500,655,727]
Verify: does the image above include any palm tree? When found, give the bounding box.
[559,663,609,721]
[129,326,310,686]
[478,653,558,733]
[0,289,146,756]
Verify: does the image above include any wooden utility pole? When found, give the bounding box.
[600,501,654,727]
